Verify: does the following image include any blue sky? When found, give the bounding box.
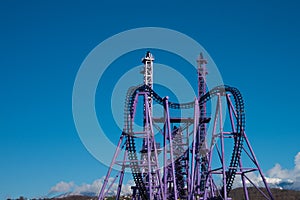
[1,0,300,199]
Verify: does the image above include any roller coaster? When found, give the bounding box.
[98,52,274,200]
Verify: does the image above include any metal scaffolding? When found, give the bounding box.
[98,52,274,200]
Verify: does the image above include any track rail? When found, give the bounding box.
[123,85,245,198]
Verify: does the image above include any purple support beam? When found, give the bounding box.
[98,134,125,200]
[164,96,178,200]
[147,100,164,200]
[243,131,274,200]
[163,108,167,200]
[204,95,220,199]
[190,98,199,200]
[103,172,119,198]
[116,149,128,199]
[217,94,228,200]
[145,94,153,200]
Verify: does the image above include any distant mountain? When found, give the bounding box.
[51,196,97,200]
[229,187,300,200]
[51,188,300,200]
[265,178,300,191]
[10,188,300,200]
[50,196,128,200]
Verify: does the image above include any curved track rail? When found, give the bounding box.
[123,85,245,198]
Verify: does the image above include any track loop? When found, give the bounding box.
[124,85,245,198]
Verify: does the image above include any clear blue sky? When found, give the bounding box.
[1,0,300,198]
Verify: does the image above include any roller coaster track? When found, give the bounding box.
[123,86,148,200]
[123,84,245,199]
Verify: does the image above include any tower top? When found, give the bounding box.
[197,53,208,66]
[142,51,154,64]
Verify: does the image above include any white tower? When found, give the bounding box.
[142,51,154,111]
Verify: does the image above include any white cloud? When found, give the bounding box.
[72,178,102,196]
[231,152,300,190]
[267,152,300,180]
[267,163,290,179]
[49,181,75,194]
[48,177,134,198]
[265,152,300,190]
[295,152,300,171]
